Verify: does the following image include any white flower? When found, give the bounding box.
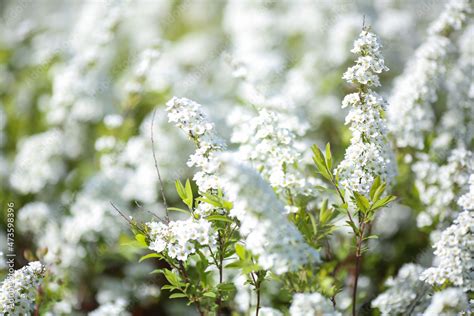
[413,148,473,228]
[337,30,396,196]
[0,261,45,315]
[10,129,65,194]
[428,0,471,35]
[434,26,474,150]
[389,0,471,149]
[218,155,320,274]
[88,298,130,316]
[166,97,225,195]
[18,202,52,235]
[289,292,340,316]
[458,174,474,211]
[231,108,317,198]
[259,307,283,316]
[342,30,389,87]
[147,218,216,261]
[421,211,474,291]
[422,288,468,315]
[372,264,430,315]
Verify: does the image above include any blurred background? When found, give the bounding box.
[0,0,458,314]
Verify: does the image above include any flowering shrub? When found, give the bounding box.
[0,0,472,315]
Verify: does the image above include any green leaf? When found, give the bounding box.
[217,282,236,292]
[206,215,233,223]
[371,195,396,211]
[319,199,332,223]
[369,176,381,200]
[184,179,193,209]
[352,192,370,213]
[163,269,180,287]
[372,183,387,202]
[203,292,216,298]
[169,293,187,299]
[235,244,246,260]
[346,220,359,234]
[167,207,190,214]
[309,213,318,235]
[139,253,161,262]
[225,261,243,269]
[135,234,148,247]
[175,180,186,201]
[312,145,332,181]
[325,143,332,170]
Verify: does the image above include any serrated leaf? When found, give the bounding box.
[312,145,332,181]
[372,182,387,202]
[242,264,260,274]
[309,213,318,235]
[352,192,370,213]
[175,180,186,201]
[371,195,396,211]
[167,207,190,214]
[225,261,243,269]
[163,269,180,287]
[325,143,332,170]
[184,179,193,209]
[235,244,246,260]
[135,234,148,247]
[369,176,382,200]
[139,253,161,262]
[206,215,233,223]
[346,220,359,234]
[169,293,187,299]
[203,292,216,298]
[217,282,236,292]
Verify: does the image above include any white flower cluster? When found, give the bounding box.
[259,307,283,316]
[342,30,389,86]
[124,44,161,96]
[218,155,320,274]
[289,293,340,316]
[231,108,314,199]
[336,30,396,196]
[166,97,225,193]
[18,202,52,235]
[413,148,473,228]
[46,1,124,125]
[458,174,474,211]
[10,129,65,194]
[422,288,468,316]
[371,264,429,315]
[147,218,215,261]
[428,0,471,35]
[88,298,130,316]
[434,25,474,151]
[389,0,471,149]
[0,261,45,315]
[421,211,474,291]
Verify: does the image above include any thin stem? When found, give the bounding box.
[255,285,261,316]
[352,220,366,316]
[215,231,225,315]
[250,272,262,316]
[170,260,205,316]
[150,107,170,222]
[352,251,362,316]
